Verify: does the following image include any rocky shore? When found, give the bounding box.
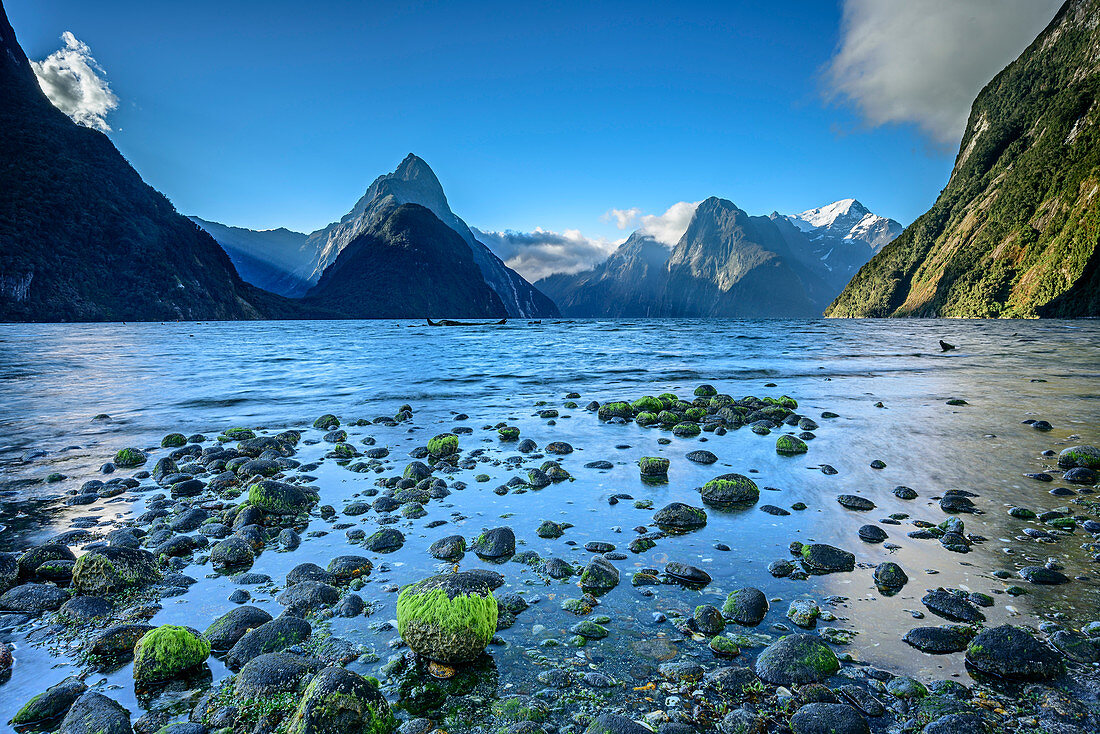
[1,386,1098,734]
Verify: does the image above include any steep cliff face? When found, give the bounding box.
[658,198,825,317]
[828,0,1100,318]
[538,198,842,318]
[305,204,507,319]
[0,1,275,322]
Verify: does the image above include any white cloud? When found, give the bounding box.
[31,31,118,132]
[824,0,1061,145]
[601,207,641,230]
[635,201,699,246]
[476,200,700,281]
[474,227,619,283]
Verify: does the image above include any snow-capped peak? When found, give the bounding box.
[794,199,869,229]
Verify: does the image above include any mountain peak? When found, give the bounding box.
[393,153,440,185]
[796,199,869,228]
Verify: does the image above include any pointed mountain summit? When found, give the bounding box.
[0,0,278,321]
[829,0,1099,318]
[304,203,507,318]
[196,154,558,317]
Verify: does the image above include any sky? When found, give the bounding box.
[10,0,1062,279]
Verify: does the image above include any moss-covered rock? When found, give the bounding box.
[497,426,520,441]
[694,384,718,397]
[776,435,808,455]
[72,546,161,595]
[672,422,702,437]
[635,411,659,426]
[248,479,317,515]
[630,396,664,414]
[639,456,670,478]
[286,666,395,734]
[132,624,210,682]
[218,427,256,442]
[1057,445,1100,469]
[113,447,146,467]
[11,677,87,724]
[597,402,633,421]
[160,433,186,448]
[427,433,459,458]
[313,414,340,430]
[700,474,759,507]
[754,633,839,685]
[396,572,497,664]
[653,502,707,530]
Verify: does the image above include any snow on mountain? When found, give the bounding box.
[785,199,902,252]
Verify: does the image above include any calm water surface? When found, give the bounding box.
[0,319,1097,727]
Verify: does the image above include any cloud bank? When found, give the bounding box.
[477,201,700,282]
[824,0,1061,145]
[473,227,619,283]
[31,31,118,132]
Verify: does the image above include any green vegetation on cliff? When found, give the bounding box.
[828,0,1099,318]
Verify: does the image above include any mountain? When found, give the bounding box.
[828,0,1100,318]
[771,199,901,293]
[538,232,669,317]
[189,218,311,297]
[196,155,558,316]
[539,197,899,318]
[304,203,507,318]
[0,1,278,322]
[658,198,827,317]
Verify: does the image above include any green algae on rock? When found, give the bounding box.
[247,479,318,515]
[700,474,759,507]
[113,447,146,467]
[427,433,459,458]
[132,624,210,682]
[396,572,497,665]
[775,435,808,455]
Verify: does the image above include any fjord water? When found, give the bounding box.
[0,319,1097,725]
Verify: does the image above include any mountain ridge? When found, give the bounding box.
[538,197,899,318]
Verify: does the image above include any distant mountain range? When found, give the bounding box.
[829,0,1099,318]
[192,154,558,318]
[538,197,899,318]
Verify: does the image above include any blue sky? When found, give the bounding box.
[10,0,1060,252]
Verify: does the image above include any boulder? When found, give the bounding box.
[754,634,839,685]
[396,572,497,664]
[58,692,131,734]
[132,624,210,682]
[286,667,394,734]
[71,547,160,595]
